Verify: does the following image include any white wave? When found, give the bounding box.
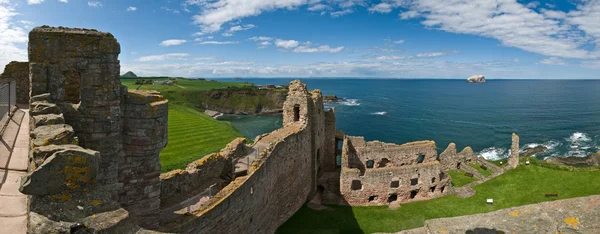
[569,132,591,142]
[478,147,509,161]
[339,99,360,106]
[371,111,387,116]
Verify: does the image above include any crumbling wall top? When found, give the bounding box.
[31,26,115,37]
[288,80,309,94]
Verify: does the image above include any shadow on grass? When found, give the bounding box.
[276,202,363,234]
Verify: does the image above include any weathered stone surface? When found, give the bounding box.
[509,133,519,169]
[467,74,486,83]
[31,113,65,128]
[339,136,453,206]
[30,102,61,115]
[218,137,249,159]
[30,144,84,168]
[454,186,476,198]
[30,124,76,147]
[30,93,51,103]
[0,61,30,104]
[20,147,99,196]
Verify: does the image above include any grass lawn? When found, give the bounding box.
[121,78,250,172]
[446,170,477,187]
[469,163,493,177]
[159,105,245,172]
[277,162,600,233]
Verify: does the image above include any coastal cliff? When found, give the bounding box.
[189,87,287,115]
[467,75,486,83]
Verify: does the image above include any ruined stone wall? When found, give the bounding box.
[323,108,337,172]
[339,136,451,206]
[119,90,168,216]
[159,138,248,206]
[0,61,30,103]
[310,89,325,195]
[439,143,478,171]
[346,136,438,168]
[167,124,314,234]
[509,133,519,169]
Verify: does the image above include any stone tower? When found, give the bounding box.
[509,133,519,168]
[27,26,168,222]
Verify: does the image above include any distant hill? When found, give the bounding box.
[121,71,137,78]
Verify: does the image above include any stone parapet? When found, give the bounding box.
[0,61,30,103]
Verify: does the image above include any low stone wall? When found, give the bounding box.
[159,138,248,206]
[0,61,29,104]
[163,123,313,234]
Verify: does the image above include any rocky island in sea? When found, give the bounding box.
[467,74,486,83]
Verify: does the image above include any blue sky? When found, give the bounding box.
[1,0,599,78]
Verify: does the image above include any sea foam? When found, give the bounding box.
[371,111,388,116]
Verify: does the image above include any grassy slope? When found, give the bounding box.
[277,161,600,233]
[121,78,247,172]
[469,163,493,177]
[447,170,477,187]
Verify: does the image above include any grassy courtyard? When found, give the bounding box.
[469,163,493,177]
[277,160,600,233]
[159,105,245,172]
[121,78,249,172]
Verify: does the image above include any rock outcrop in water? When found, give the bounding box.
[467,75,486,83]
[545,152,600,167]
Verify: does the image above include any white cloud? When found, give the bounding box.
[159,39,187,46]
[400,10,419,19]
[249,36,272,41]
[525,1,539,9]
[541,9,567,19]
[0,1,28,68]
[197,41,239,45]
[398,0,596,59]
[59,0,67,2]
[331,9,353,18]
[223,24,255,36]
[393,40,405,44]
[539,57,567,65]
[127,6,137,12]
[308,3,329,11]
[293,45,344,53]
[275,39,299,49]
[375,55,404,60]
[27,0,44,5]
[259,41,271,48]
[369,3,393,13]
[188,0,307,34]
[193,57,216,60]
[88,1,102,7]
[137,53,190,62]
[416,52,446,58]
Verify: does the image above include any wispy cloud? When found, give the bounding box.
[127,6,137,12]
[275,39,299,49]
[293,45,344,53]
[159,39,187,46]
[27,0,44,5]
[196,41,239,45]
[137,53,190,62]
[223,24,255,36]
[88,1,102,7]
[539,57,567,65]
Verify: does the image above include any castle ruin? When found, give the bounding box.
[2,26,521,233]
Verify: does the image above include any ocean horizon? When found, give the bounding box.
[218,78,600,161]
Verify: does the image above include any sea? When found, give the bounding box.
[216,79,600,161]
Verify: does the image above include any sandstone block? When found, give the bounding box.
[31,124,76,147]
[32,113,65,128]
[30,102,60,116]
[20,147,99,196]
